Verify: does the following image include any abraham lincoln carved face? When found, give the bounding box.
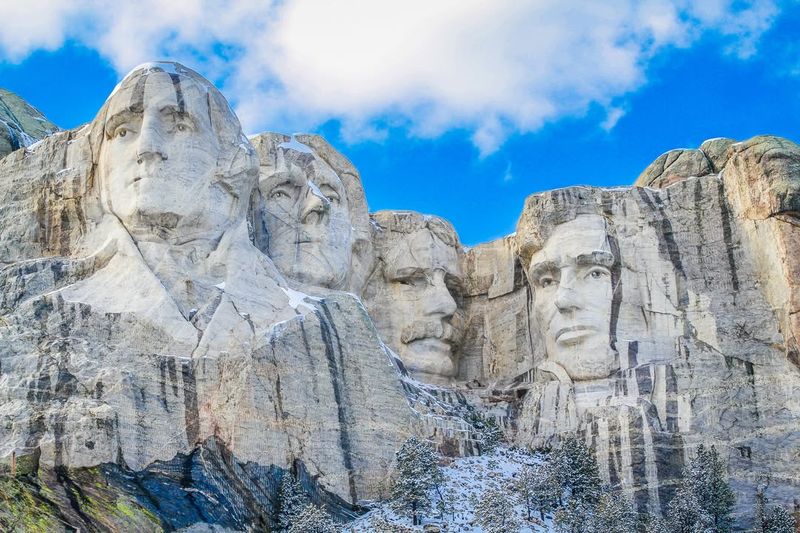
[527,214,618,381]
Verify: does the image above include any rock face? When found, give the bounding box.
[1,62,799,531]
[0,63,421,530]
[0,88,59,158]
[363,211,465,385]
[249,132,372,295]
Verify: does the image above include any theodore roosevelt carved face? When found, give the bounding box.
[527,214,618,381]
[365,212,464,383]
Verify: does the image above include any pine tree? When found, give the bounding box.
[514,462,559,520]
[390,436,443,525]
[692,445,736,531]
[761,507,795,533]
[588,492,638,533]
[551,436,602,505]
[436,486,459,522]
[277,473,310,531]
[287,503,337,533]
[756,488,796,533]
[644,514,671,533]
[473,485,521,533]
[553,498,594,533]
[667,444,735,533]
[468,411,505,454]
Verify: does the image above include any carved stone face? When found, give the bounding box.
[259,152,353,288]
[528,214,617,381]
[373,227,462,381]
[99,71,228,242]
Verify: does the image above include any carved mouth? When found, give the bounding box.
[407,337,452,354]
[555,326,597,344]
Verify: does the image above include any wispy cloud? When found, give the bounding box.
[0,0,780,153]
[502,163,514,183]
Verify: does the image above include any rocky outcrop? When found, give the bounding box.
[2,62,799,531]
[0,89,58,158]
[507,141,800,522]
[0,64,438,532]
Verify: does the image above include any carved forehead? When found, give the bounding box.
[104,70,212,127]
[533,215,609,257]
[383,228,462,278]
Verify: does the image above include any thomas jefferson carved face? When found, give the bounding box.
[98,68,237,244]
[258,149,353,289]
[528,214,617,381]
[367,216,464,382]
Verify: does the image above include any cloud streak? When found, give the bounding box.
[0,0,780,154]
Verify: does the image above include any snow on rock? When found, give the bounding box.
[345,446,556,533]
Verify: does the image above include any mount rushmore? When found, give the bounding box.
[0,62,798,530]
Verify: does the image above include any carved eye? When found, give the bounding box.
[270,190,290,200]
[319,186,340,204]
[538,276,557,288]
[116,128,128,138]
[588,268,609,280]
[176,123,191,133]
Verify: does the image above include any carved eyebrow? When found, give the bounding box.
[264,179,297,194]
[576,251,615,268]
[529,260,559,280]
[104,109,138,137]
[317,182,342,195]
[261,171,305,190]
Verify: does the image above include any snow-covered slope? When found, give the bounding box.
[345,446,556,532]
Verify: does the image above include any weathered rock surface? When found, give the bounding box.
[2,62,799,531]
[505,140,800,523]
[0,89,58,158]
[0,63,442,531]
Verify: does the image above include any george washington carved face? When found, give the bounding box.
[96,64,253,245]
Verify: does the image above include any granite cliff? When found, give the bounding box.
[0,64,798,531]
[0,89,58,159]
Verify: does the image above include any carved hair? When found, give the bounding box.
[516,186,620,269]
[370,210,460,250]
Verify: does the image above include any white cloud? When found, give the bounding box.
[0,0,780,153]
[502,163,514,183]
[601,107,626,131]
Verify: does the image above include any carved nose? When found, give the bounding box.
[300,189,329,224]
[426,271,457,318]
[554,284,581,312]
[136,120,168,164]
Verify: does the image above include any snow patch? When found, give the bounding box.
[278,134,314,154]
[281,286,320,312]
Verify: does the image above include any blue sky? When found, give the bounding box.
[1,1,799,245]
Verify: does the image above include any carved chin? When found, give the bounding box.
[286,263,344,289]
[400,338,457,379]
[557,351,618,381]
